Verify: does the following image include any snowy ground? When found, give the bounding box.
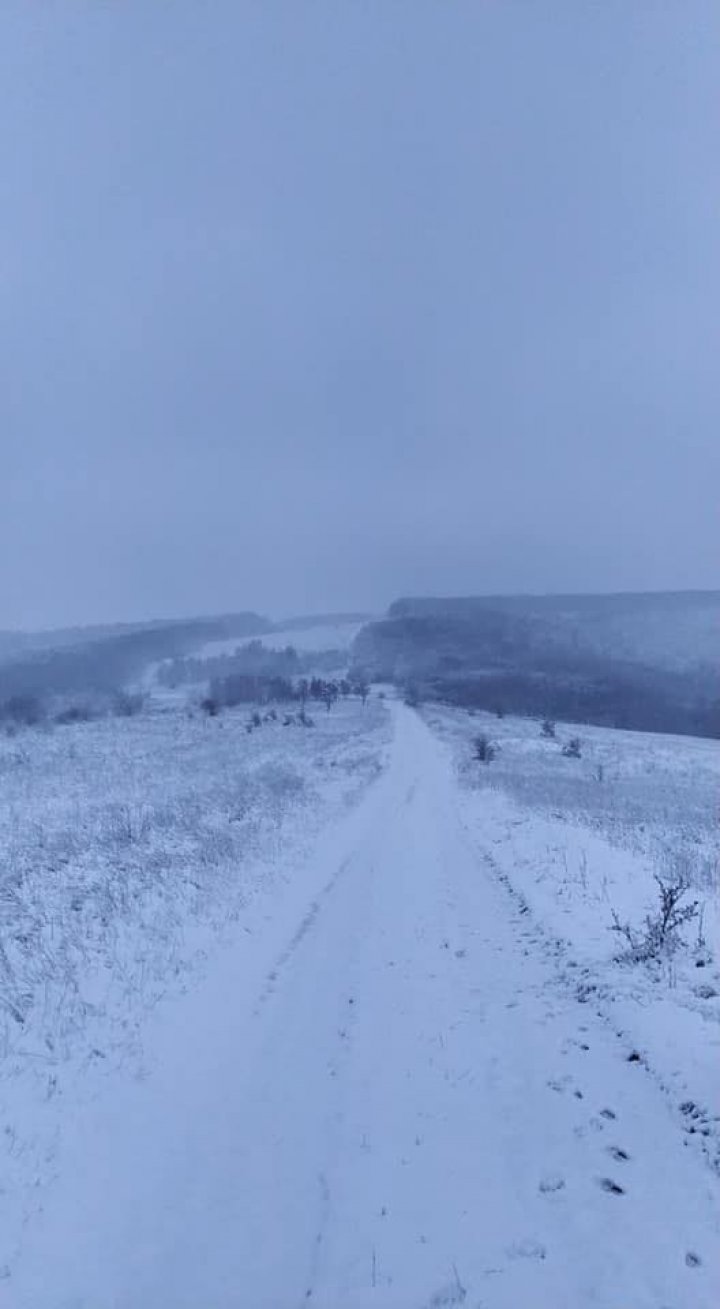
[4,701,719,1307]
[423,704,720,1174]
[198,618,366,662]
[0,695,390,1281]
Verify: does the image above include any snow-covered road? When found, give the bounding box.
[9,705,719,1308]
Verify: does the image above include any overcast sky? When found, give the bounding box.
[1,2,718,629]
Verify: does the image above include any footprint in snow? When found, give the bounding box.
[507,1238,547,1261]
[539,1174,566,1194]
[547,1075,573,1093]
[562,1038,590,1055]
[424,1279,467,1306]
[581,1116,608,1135]
[597,1177,625,1195]
[607,1146,630,1162]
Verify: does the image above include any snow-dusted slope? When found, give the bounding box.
[198,618,365,661]
[7,705,718,1308]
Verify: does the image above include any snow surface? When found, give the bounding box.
[5,702,719,1307]
[198,619,365,661]
[424,705,720,1173]
[0,696,390,1281]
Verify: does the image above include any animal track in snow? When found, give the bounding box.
[597,1177,625,1195]
[507,1238,547,1261]
[607,1146,630,1162]
[539,1174,566,1194]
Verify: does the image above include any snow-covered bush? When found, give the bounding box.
[610,869,700,963]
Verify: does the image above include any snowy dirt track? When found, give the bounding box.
[8,705,719,1309]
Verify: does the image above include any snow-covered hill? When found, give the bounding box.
[387,591,720,672]
[198,617,366,662]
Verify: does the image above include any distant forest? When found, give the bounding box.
[158,640,345,689]
[353,594,720,738]
[0,613,268,723]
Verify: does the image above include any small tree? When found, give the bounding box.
[321,682,339,713]
[354,676,370,707]
[473,734,496,764]
[562,736,582,758]
[541,719,556,739]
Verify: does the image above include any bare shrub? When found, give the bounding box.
[0,695,46,729]
[473,734,496,764]
[113,691,145,718]
[610,870,700,963]
[562,736,582,759]
[54,703,96,726]
[541,718,556,738]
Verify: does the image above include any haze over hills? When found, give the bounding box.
[0,612,272,707]
[385,591,720,672]
[353,590,720,738]
[1,591,717,739]
[0,610,367,716]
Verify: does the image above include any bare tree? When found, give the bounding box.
[321,682,339,713]
[354,676,370,707]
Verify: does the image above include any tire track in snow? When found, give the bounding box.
[7,703,720,1309]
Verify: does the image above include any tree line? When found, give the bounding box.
[204,674,370,716]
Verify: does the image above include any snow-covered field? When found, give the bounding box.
[198,618,366,661]
[0,695,390,1280]
[3,696,719,1307]
[423,704,720,1170]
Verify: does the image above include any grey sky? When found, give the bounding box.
[2,2,718,629]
